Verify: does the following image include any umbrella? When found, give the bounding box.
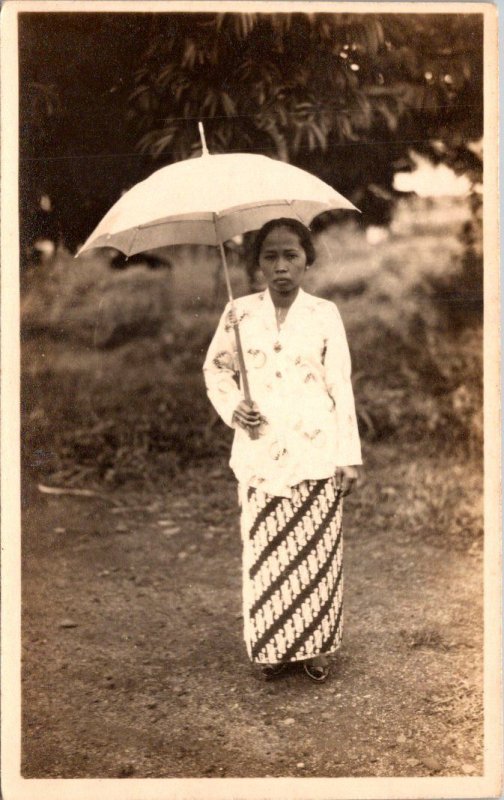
[78,123,359,437]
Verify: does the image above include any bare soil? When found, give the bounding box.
[21,442,483,779]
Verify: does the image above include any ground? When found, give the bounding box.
[20,198,484,779]
[22,441,483,779]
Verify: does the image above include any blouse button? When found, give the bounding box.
[275,371,282,378]
[273,342,282,353]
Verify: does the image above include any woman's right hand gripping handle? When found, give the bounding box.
[232,400,262,439]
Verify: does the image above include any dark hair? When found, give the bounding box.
[252,218,316,267]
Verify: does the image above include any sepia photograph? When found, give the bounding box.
[1,2,500,799]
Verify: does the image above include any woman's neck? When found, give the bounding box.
[269,286,300,309]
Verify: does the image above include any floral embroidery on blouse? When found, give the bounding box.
[213,350,234,371]
[247,348,267,368]
[224,309,249,332]
[321,338,328,365]
[203,288,362,497]
[270,442,288,461]
[304,428,322,441]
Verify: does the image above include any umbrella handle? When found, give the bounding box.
[233,324,259,441]
[218,241,259,441]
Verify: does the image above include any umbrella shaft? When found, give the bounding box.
[218,241,258,440]
[233,323,252,404]
[218,241,250,398]
[219,241,234,305]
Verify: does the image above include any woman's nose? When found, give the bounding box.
[275,259,288,272]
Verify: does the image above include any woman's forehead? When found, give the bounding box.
[261,227,302,249]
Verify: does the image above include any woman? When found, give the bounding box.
[203,218,362,682]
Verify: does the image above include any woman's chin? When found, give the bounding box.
[271,281,295,294]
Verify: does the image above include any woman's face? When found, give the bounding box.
[258,226,308,296]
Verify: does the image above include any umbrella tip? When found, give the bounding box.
[198,121,209,157]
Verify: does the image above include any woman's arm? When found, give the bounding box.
[324,304,363,468]
[203,304,244,428]
[203,304,263,433]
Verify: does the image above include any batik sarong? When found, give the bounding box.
[240,476,343,665]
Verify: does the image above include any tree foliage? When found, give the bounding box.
[129,13,483,221]
[19,13,154,253]
[19,11,483,254]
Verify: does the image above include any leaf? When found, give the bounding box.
[292,127,302,154]
[182,39,197,69]
[221,92,236,116]
[311,122,328,151]
[233,13,258,40]
[202,91,218,116]
[236,58,254,82]
[157,64,176,86]
[375,99,399,132]
[362,18,384,57]
[274,105,287,127]
[351,93,373,129]
[129,85,150,101]
[150,131,176,159]
[38,484,100,498]
[337,113,358,142]
[294,101,316,120]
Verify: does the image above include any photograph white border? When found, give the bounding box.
[1,3,500,799]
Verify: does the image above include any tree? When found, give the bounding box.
[128,12,483,223]
[18,11,483,258]
[19,13,154,255]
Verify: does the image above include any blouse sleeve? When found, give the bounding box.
[203,303,243,428]
[324,303,363,466]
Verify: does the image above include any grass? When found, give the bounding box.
[21,195,482,493]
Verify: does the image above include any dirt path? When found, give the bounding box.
[22,444,483,778]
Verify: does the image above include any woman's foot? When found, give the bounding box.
[303,655,331,683]
[260,663,287,680]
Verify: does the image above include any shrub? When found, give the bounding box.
[21,196,483,487]
[21,249,174,348]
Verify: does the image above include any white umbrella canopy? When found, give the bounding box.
[77,149,358,257]
[77,125,359,438]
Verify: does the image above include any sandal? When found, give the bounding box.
[261,663,287,680]
[303,660,331,683]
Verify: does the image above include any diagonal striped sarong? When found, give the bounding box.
[240,476,344,665]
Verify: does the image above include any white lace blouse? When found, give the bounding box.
[203,288,362,497]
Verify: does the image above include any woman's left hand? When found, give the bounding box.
[335,465,362,497]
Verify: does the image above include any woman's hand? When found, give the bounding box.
[335,465,362,497]
[232,400,262,431]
